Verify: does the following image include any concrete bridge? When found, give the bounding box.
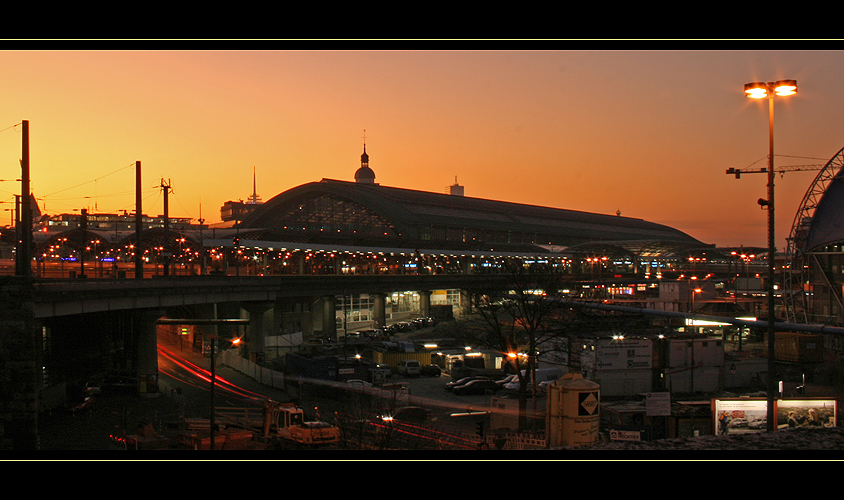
[0,273,511,450]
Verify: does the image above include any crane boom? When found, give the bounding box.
[726,164,825,178]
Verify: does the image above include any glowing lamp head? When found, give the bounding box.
[744,82,768,99]
[744,80,797,98]
[774,79,797,96]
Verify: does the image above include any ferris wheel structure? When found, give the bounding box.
[783,144,844,325]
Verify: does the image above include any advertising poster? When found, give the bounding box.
[712,398,768,435]
[713,398,838,434]
[777,399,837,429]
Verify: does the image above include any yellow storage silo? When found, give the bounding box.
[546,373,600,447]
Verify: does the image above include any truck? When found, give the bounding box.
[215,401,341,446]
[264,401,341,446]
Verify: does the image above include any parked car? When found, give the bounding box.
[397,359,421,377]
[537,380,554,391]
[729,417,748,428]
[379,406,430,424]
[357,329,388,341]
[409,317,435,329]
[83,380,102,395]
[495,374,518,387]
[64,395,95,415]
[445,376,490,392]
[452,379,502,396]
[502,367,563,390]
[420,364,442,377]
[748,418,767,429]
[390,322,413,333]
[103,375,137,392]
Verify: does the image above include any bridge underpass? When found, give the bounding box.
[1,273,514,450]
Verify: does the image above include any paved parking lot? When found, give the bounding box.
[361,370,547,431]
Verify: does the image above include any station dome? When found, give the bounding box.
[355,144,376,184]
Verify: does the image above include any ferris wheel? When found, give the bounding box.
[783,145,844,324]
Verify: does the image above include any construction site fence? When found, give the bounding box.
[220,350,286,390]
[484,431,546,450]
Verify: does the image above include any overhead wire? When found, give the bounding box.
[41,162,136,200]
[0,122,22,134]
[172,189,197,221]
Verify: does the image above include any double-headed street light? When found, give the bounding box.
[744,79,797,432]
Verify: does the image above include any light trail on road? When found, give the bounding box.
[157,345,270,404]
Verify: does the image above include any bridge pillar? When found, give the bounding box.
[419,290,432,318]
[135,309,163,398]
[242,302,272,362]
[372,293,387,328]
[0,278,40,450]
[461,289,475,314]
[320,295,337,341]
[193,303,219,349]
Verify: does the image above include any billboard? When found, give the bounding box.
[777,399,837,429]
[713,398,768,435]
[595,339,652,371]
[712,398,837,435]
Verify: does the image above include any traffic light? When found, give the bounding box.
[232,236,240,247]
[475,421,484,437]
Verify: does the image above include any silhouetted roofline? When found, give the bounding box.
[239,178,707,248]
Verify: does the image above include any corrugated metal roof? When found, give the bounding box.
[239,178,706,249]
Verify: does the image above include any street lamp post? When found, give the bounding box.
[744,79,797,432]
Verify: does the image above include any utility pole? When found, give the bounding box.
[79,208,88,279]
[135,161,143,279]
[13,195,20,275]
[198,202,206,276]
[161,179,173,277]
[17,120,31,278]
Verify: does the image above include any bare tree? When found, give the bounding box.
[456,262,575,430]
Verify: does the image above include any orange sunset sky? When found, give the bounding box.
[3,46,844,250]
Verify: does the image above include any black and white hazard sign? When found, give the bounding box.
[579,391,599,416]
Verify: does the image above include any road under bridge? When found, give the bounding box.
[1,272,520,450]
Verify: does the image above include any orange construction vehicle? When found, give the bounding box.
[261,401,340,446]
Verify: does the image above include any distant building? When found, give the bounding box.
[446,177,464,197]
[236,141,708,254]
[220,167,263,222]
[220,200,257,222]
[40,211,196,235]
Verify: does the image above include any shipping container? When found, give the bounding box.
[775,332,824,363]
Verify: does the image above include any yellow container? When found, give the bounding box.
[546,373,600,447]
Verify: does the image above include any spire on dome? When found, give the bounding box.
[355,130,376,184]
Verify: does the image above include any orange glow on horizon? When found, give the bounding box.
[1,49,840,249]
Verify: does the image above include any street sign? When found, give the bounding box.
[645,392,671,416]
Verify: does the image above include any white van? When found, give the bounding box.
[503,367,563,390]
[397,359,421,377]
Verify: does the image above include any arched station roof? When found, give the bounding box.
[238,177,708,253]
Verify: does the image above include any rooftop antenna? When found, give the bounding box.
[247,166,262,204]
